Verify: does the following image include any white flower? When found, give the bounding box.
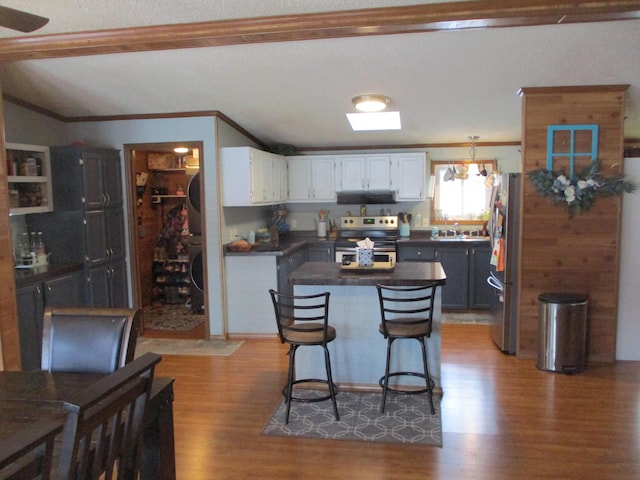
[556,175,569,185]
[564,185,576,203]
[577,180,589,190]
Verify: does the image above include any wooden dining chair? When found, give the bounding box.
[56,352,161,480]
[41,307,141,374]
[0,419,63,480]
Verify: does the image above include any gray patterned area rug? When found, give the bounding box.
[262,390,442,447]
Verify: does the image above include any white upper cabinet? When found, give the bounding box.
[287,156,336,202]
[391,152,426,201]
[338,155,392,191]
[221,147,287,206]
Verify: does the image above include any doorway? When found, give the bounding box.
[124,141,207,339]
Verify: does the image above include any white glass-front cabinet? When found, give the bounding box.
[391,152,426,201]
[6,143,53,215]
[338,155,392,191]
[287,156,336,202]
[221,147,287,206]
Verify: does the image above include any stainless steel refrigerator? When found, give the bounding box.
[487,173,521,354]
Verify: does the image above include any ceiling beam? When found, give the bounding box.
[0,0,638,61]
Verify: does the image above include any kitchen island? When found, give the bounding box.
[289,262,446,390]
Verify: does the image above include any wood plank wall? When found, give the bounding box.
[518,85,627,362]
[0,90,21,370]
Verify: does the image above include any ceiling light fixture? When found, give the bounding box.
[174,147,189,154]
[352,94,391,112]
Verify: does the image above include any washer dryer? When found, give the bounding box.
[188,235,204,313]
[185,157,201,235]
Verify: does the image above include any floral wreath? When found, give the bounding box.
[527,163,636,216]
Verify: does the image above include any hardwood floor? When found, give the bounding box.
[153,324,640,479]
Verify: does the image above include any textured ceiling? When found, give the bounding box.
[0,1,638,149]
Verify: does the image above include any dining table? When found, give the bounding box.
[0,369,176,480]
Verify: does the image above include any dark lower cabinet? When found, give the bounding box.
[469,246,492,309]
[88,259,128,308]
[398,242,491,310]
[436,246,469,310]
[277,249,305,296]
[305,242,335,262]
[16,270,85,371]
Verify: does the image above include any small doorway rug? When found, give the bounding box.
[143,304,205,331]
[262,389,442,446]
[135,338,243,357]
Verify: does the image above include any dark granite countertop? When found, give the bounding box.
[223,231,334,257]
[289,261,446,287]
[397,230,490,246]
[223,230,489,256]
[14,263,84,287]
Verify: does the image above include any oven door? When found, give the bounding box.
[335,250,396,264]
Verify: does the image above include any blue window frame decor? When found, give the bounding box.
[546,124,598,178]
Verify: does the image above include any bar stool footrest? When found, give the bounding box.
[379,371,435,395]
[282,379,339,403]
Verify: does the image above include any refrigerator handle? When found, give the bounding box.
[487,271,504,292]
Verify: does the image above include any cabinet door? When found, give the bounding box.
[275,155,288,202]
[82,151,106,210]
[249,152,268,203]
[393,153,426,201]
[339,156,366,191]
[436,246,469,310]
[469,246,492,309]
[88,264,111,308]
[102,151,123,208]
[366,155,392,190]
[85,210,108,266]
[306,243,335,262]
[397,245,436,262]
[16,283,44,371]
[88,262,129,308]
[277,249,305,296]
[44,271,85,307]
[221,147,252,206]
[110,259,129,308]
[287,158,311,201]
[106,208,126,259]
[311,157,336,201]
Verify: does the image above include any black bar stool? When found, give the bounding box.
[269,289,340,424]
[376,284,437,414]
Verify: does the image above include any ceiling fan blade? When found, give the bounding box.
[0,6,49,33]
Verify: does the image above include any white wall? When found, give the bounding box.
[616,157,640,360]
[64,116,226,336]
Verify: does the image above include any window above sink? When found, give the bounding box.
[430,159,496,225]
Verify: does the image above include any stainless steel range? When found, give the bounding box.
[334,215,398,264]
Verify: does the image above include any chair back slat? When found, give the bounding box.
[57,352,161,480]
[377,284,438,337]
[42,307,142,374]
[269,290,331,342]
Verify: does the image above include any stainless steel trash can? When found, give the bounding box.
[537,293,588,374]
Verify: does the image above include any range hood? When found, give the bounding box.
[336,190,397,205]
